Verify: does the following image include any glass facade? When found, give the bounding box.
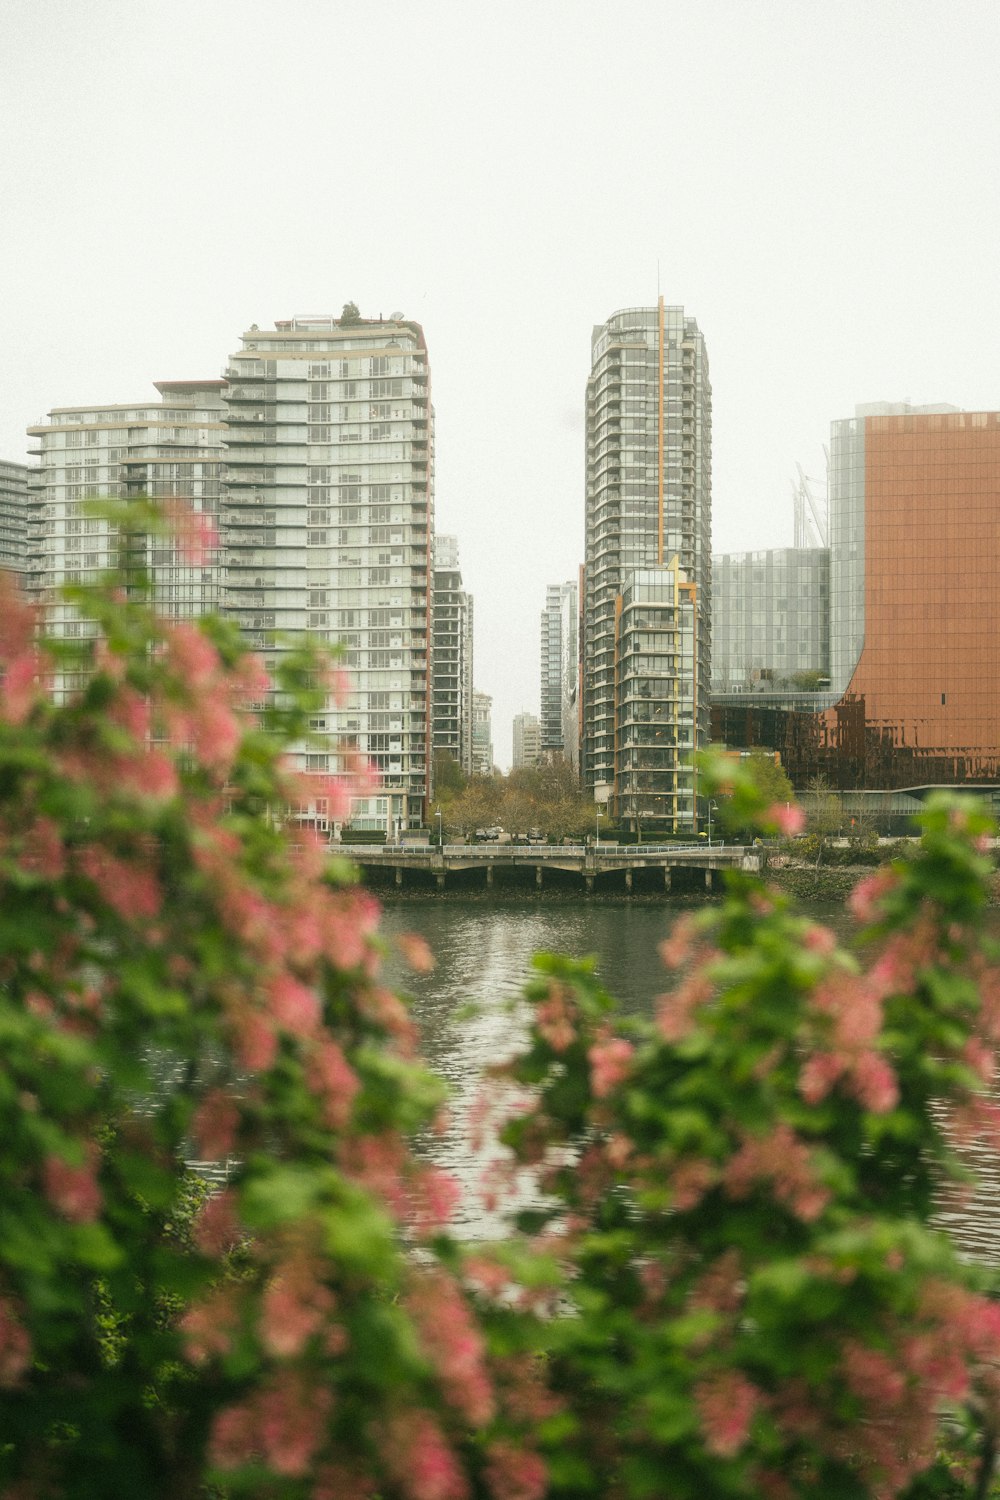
[540,580,576,758]
[432,535,473,775]
[713,407,1000,791]
[513,711,541,770]
[472,691,493,776]
[712,547,829,693]
[0,459,36,577]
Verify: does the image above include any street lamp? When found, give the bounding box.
[436,809,443,849]
[596,810,603,851]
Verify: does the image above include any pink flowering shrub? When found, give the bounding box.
[0,506,542,1498]
[499,754,1000,1498]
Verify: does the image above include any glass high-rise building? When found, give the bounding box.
[712,547,830,693]
[472,691,493,777]
[222,313,433,831]
[432,534,473,776]
[582,301,711,834]
[540,580,576,758]
[0,459,37,579]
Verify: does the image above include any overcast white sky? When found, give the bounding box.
[2,0,999,767]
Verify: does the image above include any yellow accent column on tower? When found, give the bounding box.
[613,593,623,821]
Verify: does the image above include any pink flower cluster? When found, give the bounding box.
[799,968,899,1113]
[381,1411,469,1500]
[535,979,577,1053]
[261,1256,339,1359]
[406,1269,494,1425]
[209,1373,333,1478]
[724,1123,829,1221]
[0,1295,31,1387]
[764,802,805,837]
[588,1032,634,1098]
[483,1441,547,1500]
[42,1143,102,1224]
[694,1368,760,1457]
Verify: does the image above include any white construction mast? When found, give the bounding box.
[792,456,828,549]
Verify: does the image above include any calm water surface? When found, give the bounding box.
[379,895,1000,1260]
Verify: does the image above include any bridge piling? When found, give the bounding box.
[536,866,543,888]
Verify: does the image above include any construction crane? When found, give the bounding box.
[792,456,828,549]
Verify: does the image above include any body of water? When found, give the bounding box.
[379,894,1000,1260]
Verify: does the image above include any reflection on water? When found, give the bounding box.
[381,896,1000,1260]
[381,901,679,1236]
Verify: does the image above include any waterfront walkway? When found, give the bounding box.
[338,842,758,892]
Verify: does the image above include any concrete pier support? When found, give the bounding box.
[585,874,594,894]
[536,865,543,887]
[625,868,633,892]
[705,868,713,891]
[436,870,445,890]
[486,865,493,888]
[395,866,403,887]
[664,867,672,891]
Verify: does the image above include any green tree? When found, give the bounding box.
[433,750,467,799]
[442,773,504,837]
[716,748,796,841]
[0,506,542,1497]
[802,772,844,865]
[339,300,361,325]
[495,760,1000,1499]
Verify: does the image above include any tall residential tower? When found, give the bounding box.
[582,301,711,834]
[222,313,433,832]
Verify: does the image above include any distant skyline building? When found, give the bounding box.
[0,458,35,576]
[712,546,829,693]
[512,710,541,770]
[713,403,1000,812]
[221,312,433,832]
[432,534,474,775]
[561,572,581,777]
[472,691,493,776]
[540,579,577,759]
[582,301,712,834]
[540,584,564,754]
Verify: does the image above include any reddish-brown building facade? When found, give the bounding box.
[713,409,1000,791]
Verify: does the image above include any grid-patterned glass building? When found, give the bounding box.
[27,383,226,646]
[512,711,541,770]
[222,313,433,832]
[560,572,581,777]
[582,301,711,833]
[432,534,474,776]
[540,580,576,758]
[472,691,493,777]
[0,459,36,576]
[712,547,829,693]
